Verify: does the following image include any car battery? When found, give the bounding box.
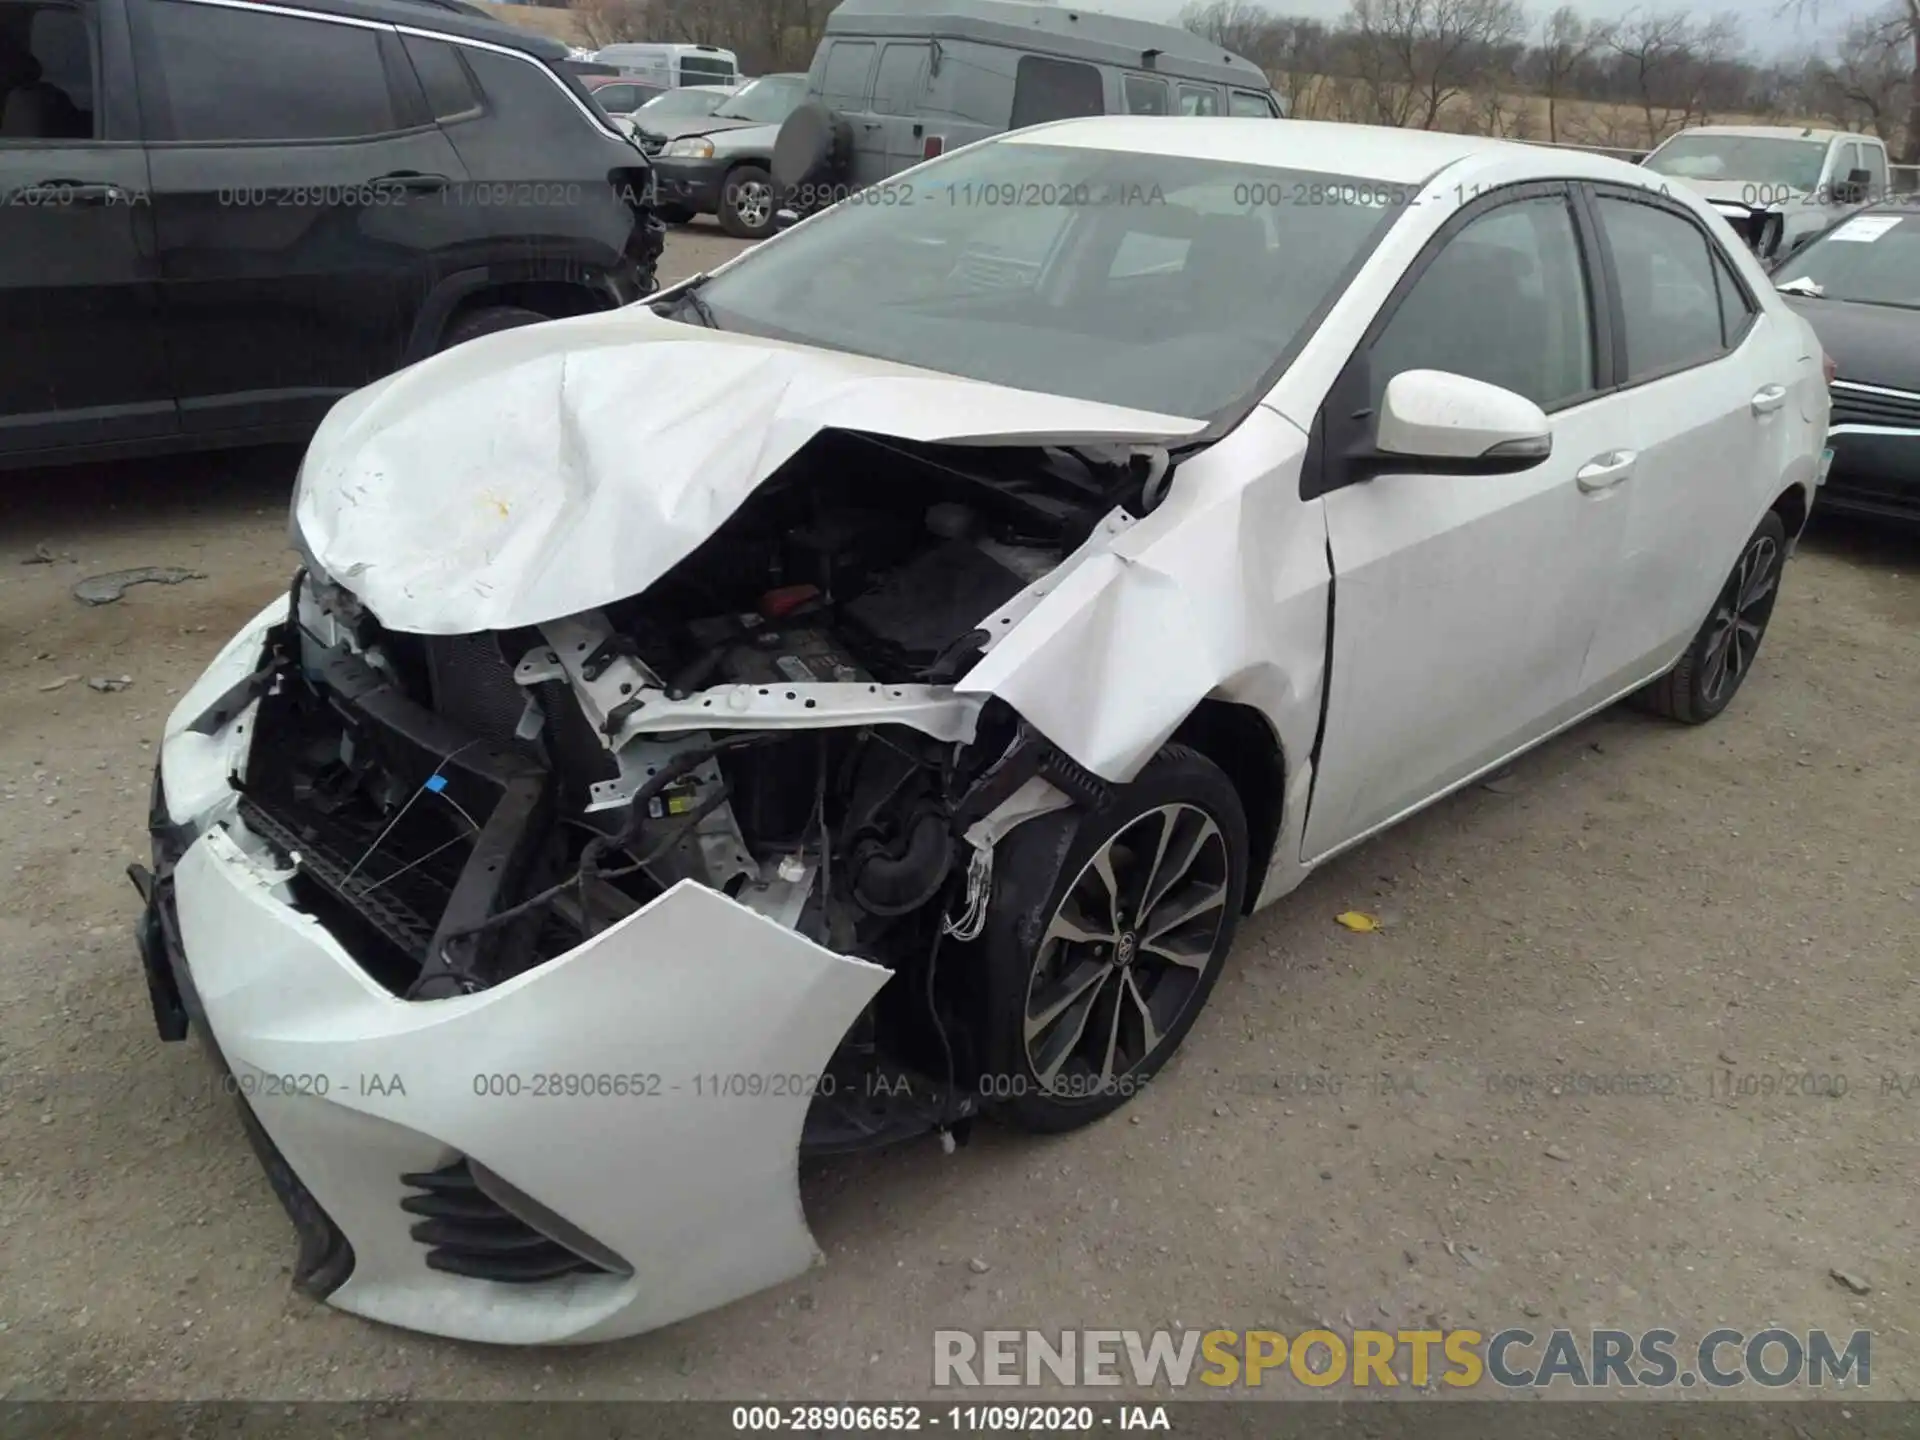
[710,623,869,687]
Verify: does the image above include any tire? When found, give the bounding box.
[438,305,547,351]
[1631,510,1788,724]
[718,164,777,239]
[771,101,852,202]
[979,745,1249,1134]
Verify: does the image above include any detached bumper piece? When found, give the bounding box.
[130,780,357,1300]
[401,1158,632,1283]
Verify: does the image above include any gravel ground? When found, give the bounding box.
[1,225,1916,1401]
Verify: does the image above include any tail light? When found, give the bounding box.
[923,135,944,160]
[1821,351,1838,387]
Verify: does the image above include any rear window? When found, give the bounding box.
[680,55,735,83]
[404,35,481,123]
[1010,55,1104,128]
[819,40,874,110]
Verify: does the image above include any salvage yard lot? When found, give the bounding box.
[2,224,1917,1401]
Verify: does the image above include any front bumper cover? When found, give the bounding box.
[135,617,893,1344]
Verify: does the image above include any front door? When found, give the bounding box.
[0,0,172,458]
[1304,186,1634,859]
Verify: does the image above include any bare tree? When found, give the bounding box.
[1781,0,1918,162]
[568,0,648,48]
[1536,5,1607,141]
[1343,0,1529,130]
[1603,9,1746,143]
[1808,12,1915,147]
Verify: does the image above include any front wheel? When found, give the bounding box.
[1631,510,1787,724]
[718,164,777,239]
[980,745,1248,1133]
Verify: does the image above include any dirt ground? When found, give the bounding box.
[1,224,1917,1402]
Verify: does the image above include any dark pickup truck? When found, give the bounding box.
[0,0,662,468]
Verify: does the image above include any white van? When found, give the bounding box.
[593,43,740,90]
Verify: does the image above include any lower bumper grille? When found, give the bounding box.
[401,1159,624,1284]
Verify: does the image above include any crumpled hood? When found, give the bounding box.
[294,307,1201,634]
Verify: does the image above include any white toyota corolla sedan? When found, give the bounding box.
[133,118,1832,1344]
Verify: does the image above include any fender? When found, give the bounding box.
[402,261,635,364]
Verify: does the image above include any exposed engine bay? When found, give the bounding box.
[231,430,1160,1151]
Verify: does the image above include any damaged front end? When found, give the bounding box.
[257,428,1147,1143]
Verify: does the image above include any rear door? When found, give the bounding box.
[865,39,931,177]
[132,0,468,435]
[1575,186,1806,692]
[1305,185,1635,859]
[0,0,173,457]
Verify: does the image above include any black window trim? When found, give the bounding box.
[1583,180,1754,393]
[1302,180,1613,503]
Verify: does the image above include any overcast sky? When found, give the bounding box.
[1083,0,1885,58]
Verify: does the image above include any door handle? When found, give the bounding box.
[1575,450,1637,493]
[1751,384,1788,415]
[7,180,129,207]
[371,171,450,193]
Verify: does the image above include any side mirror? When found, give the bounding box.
[772,207,800,234]
[1838,167,1871,205]
[1372,369,1552,475]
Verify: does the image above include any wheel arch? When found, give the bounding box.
[1166,699,1286,914]
[1769,480,1811,544]
[404,266,627,363]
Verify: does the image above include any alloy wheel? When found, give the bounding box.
[1700,532,1780,705]
[1022,803,1231,1097]
[732,179,773,231]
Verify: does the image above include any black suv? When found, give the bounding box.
[0,0,662,468]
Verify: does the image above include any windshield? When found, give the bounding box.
[638,88,726,118]
[713,75,804,122]
[1644,135,1827,190]
[687,142,1402,422]
[1773,212,1920,308]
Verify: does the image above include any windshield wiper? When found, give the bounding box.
[1774,277,1825,299]
[654,272,721,329]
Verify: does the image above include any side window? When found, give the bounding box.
[403,35,481,124]
[1711,245,1756,347]
[1123,74,1168,116]
[1229,90,1271,118]
[818,41,875,111]
[1177,84,1221,116]
[141,0,398,142]
[679,56,734,85]
[1369,195,1596,412]
[0,3,96,139]
[1009,55,1103,128]
[870,42,930,117]
[1595,195,1726,381]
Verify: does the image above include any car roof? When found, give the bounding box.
[1657,125,1854,143]
[1001,116,1656,187]
[825,0,1267,87]
[268,0,571,59]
